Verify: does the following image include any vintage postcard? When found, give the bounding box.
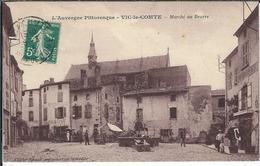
[1,0,259,163]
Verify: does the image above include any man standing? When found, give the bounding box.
[215,129,224,152]
[180,128,186,147]
[78,126,83,144]
[84,130,90,145]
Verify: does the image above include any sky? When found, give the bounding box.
[7,1,259,90]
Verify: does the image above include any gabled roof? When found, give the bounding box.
[234,5,259,37]
[222,46,238,63]
[64,54,169,80]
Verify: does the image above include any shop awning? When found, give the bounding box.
[107,123,123,132]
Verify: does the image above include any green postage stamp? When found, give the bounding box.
[23,20,60,64]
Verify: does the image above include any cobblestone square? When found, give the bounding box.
[3,142,259,161]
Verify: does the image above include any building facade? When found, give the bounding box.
[223,6,259,154]
[39,79,70,140]
[22,89,40,140]
[122,86,212,143]
[2,3,24,147]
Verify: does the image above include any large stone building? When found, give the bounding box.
[2,3,24,147]
[64,34,170,135]
[122,66,213,143]
[223,6,259,154]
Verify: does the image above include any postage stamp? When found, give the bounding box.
[23,20,60,64]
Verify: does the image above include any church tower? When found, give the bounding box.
[88,33,97,68]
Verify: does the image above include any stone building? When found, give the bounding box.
[64,34,170,135]
[122,66,212,143]
[222,6,259,154]
[2,3,24,147]
[39,79,71,140]
[22,88,40,140]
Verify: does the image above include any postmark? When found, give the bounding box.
[23,20,60,64]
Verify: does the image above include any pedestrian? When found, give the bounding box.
[66,130,70,142]
[180,128,186,147]
[84,130,90,145]
[78,126,83,144]
[215,129,224,152]
[93,127,98,144]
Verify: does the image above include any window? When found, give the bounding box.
[218,98,225,108]
[43,108,48,121]
[116,107,120,122]
[104,104,109,119]
[86,94,90,100]
[242,40,250,68]
[238,84,252,110]
[22,91,25,96]
[234,68,238,86]
[43,93,47,104]
[170,94,176,101]
[73,95,78,101]
[136,108,143,121]
[44,87,46,93]
[55,107,66,119]
[29,91,33,96]
[170,107,177,119]
[85,104,92,119]
[57,92,63,102]
[247,83,252,108]
[105,93,108,100]
[117,97,119,103]
[29,111,34,121]
[81,70,87,78]
[72,105,82,119]
[58,84,62,90]
[29,97,33,107]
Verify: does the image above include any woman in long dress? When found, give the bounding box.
[31,24,54,59]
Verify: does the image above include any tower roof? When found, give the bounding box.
[88,33,97,58]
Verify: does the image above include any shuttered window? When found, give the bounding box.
[57,92,63,102]
[55,107,66,119]
[238,89,242,110]
[72,106,82,119]
[43,108,48,121]
[85,104,92,119]
[247,83,252,108]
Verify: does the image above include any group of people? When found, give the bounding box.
[215,129,225,153]
[78,126,90,145]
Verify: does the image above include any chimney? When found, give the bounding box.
[44,80,50,85]
[50,78,55,83]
